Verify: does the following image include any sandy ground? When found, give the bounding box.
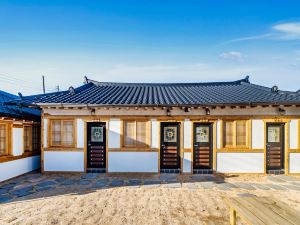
[0,175,300,225]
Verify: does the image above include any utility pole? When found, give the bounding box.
[56,85,60,92]
[42,75,45,94]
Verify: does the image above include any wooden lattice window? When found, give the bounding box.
[24,126,32,151]
[0,124,7,156]
[223,120,249,148]
[50,120,75,147]
[123,121,149,147]
[32,125,41,152]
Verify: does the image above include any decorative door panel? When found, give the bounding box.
[266,123,284,171]
[160,123,180,169]
[87,122,106,169]
[193,123,213,170]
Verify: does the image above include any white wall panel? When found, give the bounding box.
[151,119,159,149]
[0,156,40,182]
[44,151,84,172]
[77,119,85,148]
[252,120,264,149]
[217,120,221,149]
[183,119,192,149]
[289,120,298,149]
[12,128,23,156]
[217,153,264,173]
[108,119,121,148]
[182,152,192,173]
[289,153,300,173]
[43,118,48,148]
[108,152,158,172]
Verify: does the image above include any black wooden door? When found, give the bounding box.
[87,122,106,169]
[193,123,213,170]
[266,123,284,171]
[160,122,180,169]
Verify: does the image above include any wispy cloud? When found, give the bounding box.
[219,51,244,62]
[225,22,300,44]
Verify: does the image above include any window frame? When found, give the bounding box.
[0,123,9,156]
[23,125,33,152]
[49,119,76,148]
[122,120,150,149]
[222,120,250,149]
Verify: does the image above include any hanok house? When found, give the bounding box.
[20,76,300,175]
[0,90,41,182]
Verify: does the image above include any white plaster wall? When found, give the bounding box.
[0,156,40,182]
[108,152,158,172]
[217,120,221,149]
[43,118,48,148]
[77,119,84,148]
[12,128,23,156]
[289,153,300,173]
[183,119,192,149]
[151,119,159,149]
[217,153,264,173]
[289,120,298,149]
[108,119,121,149]
[44,151,84,172]
[182,152,192,173]
[252,120,264,149]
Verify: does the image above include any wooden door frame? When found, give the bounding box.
[192,122,213,170]
[265,122,285,172]
[160,122,181,170]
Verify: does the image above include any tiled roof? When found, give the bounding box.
[0,90,41,121]
[25,77,300,106]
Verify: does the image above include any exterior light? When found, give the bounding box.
[205,107,210,115]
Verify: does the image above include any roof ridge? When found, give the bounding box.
[87,77,249,86]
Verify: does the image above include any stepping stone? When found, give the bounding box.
[198,182,215,189]
[191,176,207,182]
[0,183,15,189]
[277,176,300,182]
[163,182,181,188]
[93,180,108,188]
[290,182,300,187]
[55,177,66,183]
[282,185,300,191]
[144,180,161,185]
[81,173,98,179]
[265,184,287,191]
[0,194,13,203]
[250,183,270,190]
[217,182,237,190]
[234,183,256,190]
[0,188,9,195]
[79,180,92,185]
[36,186,52,192]
[267,176,286,183]
[128,179,142,186]
[36,181,56,188]
[61,179,77,186]
[110,180,124,187]
[159,174,177,181]
[237,193,256,197]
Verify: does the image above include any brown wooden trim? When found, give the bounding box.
[108,148,158,152]
[0,152,40,163]
[23,125,32,152]
[183,148,192,152]
[217,149,264,153]
[289,149,300,153]
[44,148,84,152]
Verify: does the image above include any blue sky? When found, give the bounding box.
[0,0,300,94]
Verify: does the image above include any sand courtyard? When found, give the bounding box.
[0,172,300,225]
